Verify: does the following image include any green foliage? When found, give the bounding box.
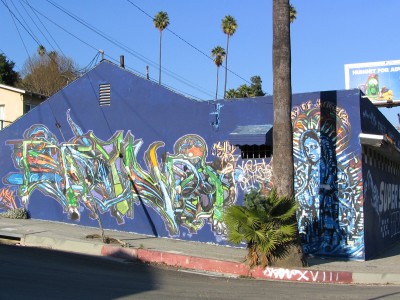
[290,4,297,23]
[153,11,170,31]
[225,75,266,99]
[0,207,29,219]
[224,189,298,267]
[0,53,21,86]
[211,46,226,68]
[20,47,79,96]
[221,15,238,36]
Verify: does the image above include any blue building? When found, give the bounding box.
[0,60,399,260]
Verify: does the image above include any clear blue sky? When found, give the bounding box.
[1,0,400,126]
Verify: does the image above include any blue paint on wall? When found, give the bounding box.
[360,97,400,259]
[1,61,399,259]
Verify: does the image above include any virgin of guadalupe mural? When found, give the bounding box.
[292,100,364,258]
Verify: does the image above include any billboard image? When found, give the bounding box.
[345,60,400,101]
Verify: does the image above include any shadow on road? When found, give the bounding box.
[0,243,157,299]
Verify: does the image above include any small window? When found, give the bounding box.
[99,83,111,106]
[239,144,272,159]
[0,105,4,130]
[24,103,36,113]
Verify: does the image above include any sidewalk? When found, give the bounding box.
[0,217,399,285]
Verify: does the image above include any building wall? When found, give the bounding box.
[0,85,24,128]
[0,61,397,260]
[0,62,275,245]
[291,91,364,259]
[360,98,400,259]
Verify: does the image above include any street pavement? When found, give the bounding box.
[0,217,399,285]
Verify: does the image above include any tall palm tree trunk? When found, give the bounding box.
[216,67,220,99]
[159,31,163,85]
[272,0,305,268]
[223,35,230,98]
[273,0,294,198]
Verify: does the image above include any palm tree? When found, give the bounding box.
[272,0,304,268]
[221,15,238,98]
[273,0,293,203]
[211,46,226,99]
[224,190,299,267]
[225,88,238,99]
[237,84,253,98]
[153,11,170,85]
[290,4,297,23]
[37,45,46,57]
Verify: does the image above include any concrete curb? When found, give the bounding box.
[3,230,399,285]
[101,244,353,284]
[352,272,400,285]
[22,234,104,256]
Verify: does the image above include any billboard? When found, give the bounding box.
[345,60,400,101]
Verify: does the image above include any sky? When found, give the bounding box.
[1,0,400,126]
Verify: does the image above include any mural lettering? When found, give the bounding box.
[3,110,237,237]
[379,182,400,213]
[263,267,350,283]
[391,211,400,237]
[381,218,390,238]
[365,170,400,239]
[0,187,17,211]
[236,160,273,193]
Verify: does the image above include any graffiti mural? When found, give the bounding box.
[236,159,273,193]
[0,187,17,211]
[364,169,400,239]
[262,267,352,283]
[292,100,364,258]
[3,110,237,237]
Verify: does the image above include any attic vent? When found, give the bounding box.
[99,83,111,106]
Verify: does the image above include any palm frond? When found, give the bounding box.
[224,188,301,267]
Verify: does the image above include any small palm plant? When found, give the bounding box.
[224,189,298,267]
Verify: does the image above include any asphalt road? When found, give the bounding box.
[0,244,399,299]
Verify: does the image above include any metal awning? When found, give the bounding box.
[228,124,273,146]
[359,133,400,161]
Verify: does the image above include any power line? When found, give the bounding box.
[46,0,215,99]
[104,55,202,101]
[8,0,42,46]
[20,0,66,57]
[125,0,252,85]
[4,0,256,99]
[1,0,32,59]
[77,52,101,74]
[3,0,100,79]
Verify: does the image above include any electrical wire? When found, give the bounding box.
[3,0,257,99]
[125,0,252,85]
[19,0,65,57]
[45,0,215,99]
[8,0,42,48]
[4,0,223,99]
[101,54,202,100]
[76,52,101,74]
[2,0,100,90]
[1,0,32,60]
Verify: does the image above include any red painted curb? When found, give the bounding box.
[251,266,353,284]
[101,245,353,283]
[136,248,250,277]
[101,245,138,260]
